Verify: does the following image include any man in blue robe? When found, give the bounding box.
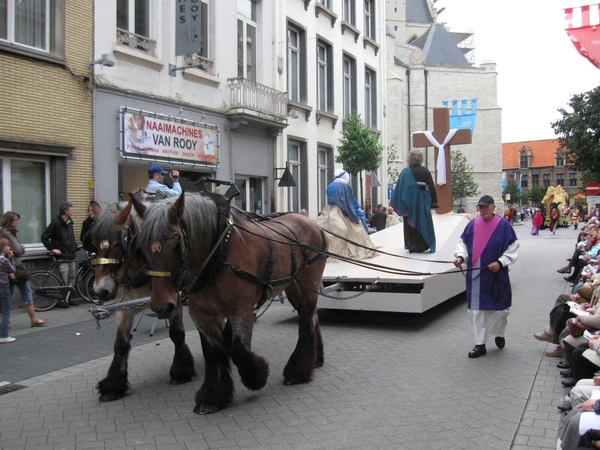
[326,169,367,231]
[454,195,520,358]
[390,150,438,253]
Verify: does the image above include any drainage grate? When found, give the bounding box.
[0,383,26,395]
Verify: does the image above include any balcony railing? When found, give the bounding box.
[116,28,157,57]
[228,77,287,121]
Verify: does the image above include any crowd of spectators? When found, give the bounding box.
[532,217,600,448]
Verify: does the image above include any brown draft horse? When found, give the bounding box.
[89,201,196,402]
[130,191,328,414]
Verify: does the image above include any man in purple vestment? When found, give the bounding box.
[454,195,520,358]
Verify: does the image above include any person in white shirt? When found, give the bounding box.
[146,165,182,198]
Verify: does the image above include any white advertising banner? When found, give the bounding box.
[121,109,219,166]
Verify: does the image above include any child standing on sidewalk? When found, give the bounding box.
[0,237,16,343]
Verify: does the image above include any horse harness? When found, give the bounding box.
[147,191,328,305]
[91,219,148,289]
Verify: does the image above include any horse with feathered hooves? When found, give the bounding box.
[89,201,196,402]
[129,191,328,414]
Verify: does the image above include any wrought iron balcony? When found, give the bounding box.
[227,78,287,122]
[116,28,157,57]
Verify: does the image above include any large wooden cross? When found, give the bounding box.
[413,108,472,214]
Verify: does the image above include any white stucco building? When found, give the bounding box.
[90,0,388,218]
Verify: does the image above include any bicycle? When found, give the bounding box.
[30,252,112,311]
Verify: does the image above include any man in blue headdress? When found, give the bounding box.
[390,150,438,253]
[326,168,368,231]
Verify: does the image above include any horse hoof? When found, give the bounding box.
[99,393,125,402]
[169,376,193,386]
[193,403,220,415]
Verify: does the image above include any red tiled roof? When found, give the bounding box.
[502,139,562,169]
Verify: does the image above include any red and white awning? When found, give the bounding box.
[565,4,600,69]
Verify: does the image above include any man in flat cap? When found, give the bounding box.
[454,195,520,358]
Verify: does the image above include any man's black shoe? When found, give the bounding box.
[557,401,573,412]
[560,369,573,378]
[495,337,505,349]
[562,377,576,387]
[468,344,487,358]
[557,361,570,369]
[564,276,576,283]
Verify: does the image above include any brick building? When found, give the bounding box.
[502,139,581,200]
[0,0,94,253]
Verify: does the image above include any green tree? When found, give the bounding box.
[336,112,384,204]
[502,180,520,204]
[551,85,600,174]
[386,144,400,185]
[579,170,600,190]
[450,149,479,205]
[527,185,547,205]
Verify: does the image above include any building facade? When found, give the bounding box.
[502,139,582,202]
[385,0,502,214]
[0,0,94,254]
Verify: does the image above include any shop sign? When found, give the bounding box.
[121,107,219,166]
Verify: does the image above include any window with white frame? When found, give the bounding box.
[288,139,308,212]
[0,0,64,59]
[0,157,48,245]
[234,176,264,214]
[287,23,306,103]
[117,0,149,37]
[237,0,257,81]
[288,140,302,213]
[116,0,156,56]
[317,0,331,8]
[364,0,375,40]
[365,67,376,128]
[318,146,333,212]
[343,54,356,118]
[343,0,355,25]
[317,39,333,113]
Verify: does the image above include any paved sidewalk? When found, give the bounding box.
[0,220,579,449]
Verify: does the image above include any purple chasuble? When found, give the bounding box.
[460,215,517,310]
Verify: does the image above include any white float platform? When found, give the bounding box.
[319,213,471,313]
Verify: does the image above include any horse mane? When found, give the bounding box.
[92,202,142,241]
[138,194,218,270]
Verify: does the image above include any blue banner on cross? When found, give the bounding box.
[442,99,477,137]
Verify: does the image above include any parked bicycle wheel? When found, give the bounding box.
[30,271,63,311]
[77,270,114,305]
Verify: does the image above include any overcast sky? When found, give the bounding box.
[435,0,600,143]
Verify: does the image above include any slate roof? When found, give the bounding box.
[410,24,471,67]
[407,0,434,24]
[502,139,562,169]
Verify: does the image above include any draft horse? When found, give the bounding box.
[130,191,328,414]
[89,201,196,402]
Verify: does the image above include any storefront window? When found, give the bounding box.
[0,158,48,244]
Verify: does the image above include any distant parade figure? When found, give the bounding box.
[572,207,579,229]
[549,206,560,234]
[532,208,544,235]
[326,169,368,231]
[390,150,438,253]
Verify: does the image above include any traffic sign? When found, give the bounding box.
[587,181,600,195]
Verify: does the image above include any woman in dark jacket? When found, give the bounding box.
[0,211,47,326]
